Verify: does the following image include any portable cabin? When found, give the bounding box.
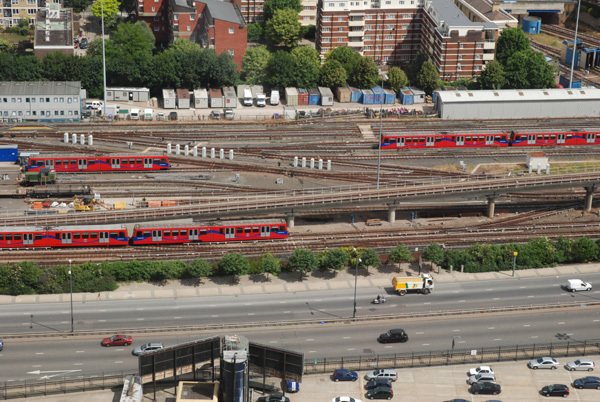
[285,87,298,106]
[336,87,351,103]
[106,87,150,102]
[318,87,334,106]
[250,85,264,98]
[409,87,426,104]
[209,88,224,108]
[297,88,309,105]
[349,87,362,103]
[222,86,237,108]
[162,89,176,109]
[383,89,396,104]
[0,144,18,162]
[399,88,414,105]
[308,88,320,105]
[193,88,209,109]
[361,89,375,104]
[371,86,385,104]
[176,89,191,109]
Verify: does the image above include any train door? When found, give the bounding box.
[260,226,271,238]
[111,158,121,169]
[61,232,72,244]
[144,158,153,169]
[587,133,596,144]
[396,137,405,148]
[152,230,162,242]
[189,229,198,241]
[455,136,465,146]
[225,227,235,239]
[527,134,536,145]
[426,137,435,147]
[485,136,494,146]
[99,232,109,244]
[23,233,34,245]
[45,159,54,169]
[78,158,88,170]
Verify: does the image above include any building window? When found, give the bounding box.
[337,37,343,42]
[25,98,30,103]
[304,5,311,10]
[60,111,64,116]
[475,54,482,60]
[337,17,344,21]
[229,27,234,34]
[187,25,191,31]
[323,38,330,42]
[17,98,22,103]
[190,14,195,21]
[328,2,335,6]
[323,17,331,21]
[338,27,344,32]
[476,43,483,49]
[385,25,393,30]
[323,27,330,32]
[28,9,36,15]
[386,14,394,18]
[385,45,393,50]
[457,65,462,71]
[229,49,234,55]
[403,14,410,18]
[460,44,464,49]
[154,16,160,21]
[60,97,64,102]
[364,46,372,50]
[459,55,464,60]
[366,25,373,29]
[474,65,481,71]
[154,26,159,31]
[385,35,393,39]
[174,14,179,21]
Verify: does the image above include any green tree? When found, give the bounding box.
[42,52,82,82]
[327,46,361,79]
[416,60,439,94]
[288,248,317,278]
[357,248,380,274]
[65,0,91,13]
[212,51,239,87]
[265,9,302,49]
[119,0,137,14]
[349,56,379,89]
[387,66,408,93]
[258,253,281,278]
[167,39,205,89]
[102,21,155,58]
[478,60,506,90]
[241,45,271,84]
[265,50,297,88]
[219,253,250,278]
[389,245,414,271]
[14,56,43,81]
[406,52,429,83]
[247,22,264,42]
[319,249,349,272]
[302,24,316,40]
[187,258,213,278]
[572,237,598,263]
[495,27,530,65]
[291,46,320,88]
[422,243,445,269]
[319,59,347,88]
[504,50,556,89]
[91,0,121,29]
[263,0,302,21]
[0,38,14,53]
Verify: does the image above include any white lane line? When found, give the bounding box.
[98,320,107,322]
[531,336,539,339]
[248,313,255,316]
[35,352,44,355]
[306,339,314,342]
[422,344,430,346]
[557,322,565,325]
[527,295,535,298]
[343,337,351,339]
[283,311,291,314]
[279,301,287,304]
[493,298,500,300]
[523,324,530,327]
[173,317,181,319]
[211,315,219,318]
[76,351,85,353]
[415,332,424,335]
[136,318,144,321]
[114,361,123,364]
[493,339,502,341]
[458,300,466,302]
[487,327,495,330]
[73,363,83,366]
[308,351,316,353]
[269,341,278,344]
[32,365,42,368]
[452,329,460,332]
[423,302,431,305]
[347,348,355,351]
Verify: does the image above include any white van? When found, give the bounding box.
[243,88,253,106]
[85,100,103,110]
[566,279,592,292]
[130,108,140,120]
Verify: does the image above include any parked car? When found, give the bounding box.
[529,357,559,370]
[168,111,178,121]
[332,397,362,402]
[470,381,501,395]
[377,328,408,343]
[540,384,570,397]
[333,369,358,382]
[79,38,87,49]
[256,396,290,402]
[132,342,163,356]
[365,369,397,382]
[469,365,494,376]
[468,373,496,385]
[365,379,392,390]
[224,108,234,120]
[565,358,595,371]
[573,376,600,389]
[366,386,393,399]
[210,110,222,120]
[101,334,132,347]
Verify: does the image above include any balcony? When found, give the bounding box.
[483,53,494,61]
[483,41,495,50]
[348,40,363,47]
[348,30,363,37]
[349,19,364,27]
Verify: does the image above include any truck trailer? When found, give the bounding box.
[392,273,434,295]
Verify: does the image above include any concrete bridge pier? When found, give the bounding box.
[286,213,295,228]
[388,205,397,223]
[584,186,596,212]
[487,196,496,219]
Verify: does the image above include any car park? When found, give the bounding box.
[540,384,570,397]
[365,386,393,399]
[333,369,358,382]
[565,358,595,371]
[365,379,392,390]
[469,365,494,376]
[101,334,132,347]
[132,342,163,356]
[529,357,559,369]
[256,396,290,402]
[470,381,501,395]
[573,376,600,389]
[365,369,397,382]
[332,397,362,402]
[377,328,408,343]
[468,373,496,385]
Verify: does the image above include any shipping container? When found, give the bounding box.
[559,76,582,88]
[222,86,237,108]
[409,87,426,104]
[162,89,176,109]
[336,87,351,103]
[383,88,396,104]
[0,145,18,162]
[371,86,385,104]
[308,88,320,105]
[176,89,190,109]
[431,88,442,104]
[318,87,334,106]
[209,88,224,108]
[285,87,298,106]
[297,88,309,105]
[361,89,375,104]
[399,88,414,105]
[349,87,362,103]
[193,88,209,109]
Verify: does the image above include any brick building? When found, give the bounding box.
[232,0,317,25]
[316,0,504,81]
[1,0,63,28]
[33,5,74,60]
[138,0,170,43]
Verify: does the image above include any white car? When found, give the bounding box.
[565,358,595,371]
[468,365,494,376]
[528,356,559,369]
[332,398,362,402]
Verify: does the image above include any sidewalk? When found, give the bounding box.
[0,262,597,305]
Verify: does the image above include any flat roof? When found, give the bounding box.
[0,81,81,96]
[437,88,600,103]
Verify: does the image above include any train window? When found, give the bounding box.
[90,233,98,239]
[252,227,259,233]
[35,234,42,240]
[74,233,81,239]
[153,158,160,164]
[62,159,68,165]
[14,234,21,241]
[119,232,125,237]
[551,135,556,140]
[219,228,224,234]
[143,231,151,237]
[6,234,12,240]
[200,229,207,235]
[245,227,251,234]
[466,136,471,142]
[137,158,142,164]
[418,137,425,142]
[161,158,167,163]
[88,160,95,165]
[71,159,76,165]
[110,232,118,239]
[0,234,3,240]
[135,231,142,237]
[544,135,550,140]
[435,137,441,142]
[169,230,177,236]
[181,230,187,236]
[236,228,243,234]
[567,134,573,139]
[56,160,62,166]
[121,159,127,164]
[82,232,89,239]
[164,230,171,236]
[130,159,135,164]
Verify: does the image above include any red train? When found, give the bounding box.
[26,155,170,173]
[381,129,600,149]
[0,220,288,249]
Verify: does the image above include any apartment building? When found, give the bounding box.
[33,5,74,59]
[231,0,316,25]
[138,0,170,43]
[316,0,500,80]
[1,0,63,28]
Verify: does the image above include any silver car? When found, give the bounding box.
[468,373,496,384]
[565,358,595,371]
[528,356,559,370]
[132,342,164,356]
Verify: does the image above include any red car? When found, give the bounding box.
[101,334,133,347]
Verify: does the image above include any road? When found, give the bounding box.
[1,273,600,382]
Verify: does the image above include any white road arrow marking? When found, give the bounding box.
[27,369,82,379]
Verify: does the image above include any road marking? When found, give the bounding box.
[527,295,535,298]
[136,308,144,311]
[32,365,42,368]
[343,337,351,339]
[422,344,430,346]
[523,324,530,327]
[308,351,316,353]
[73,363,83,366]
[347,348,355,351]
[531,336,538,339]
[415,332,424,335]
[279,301,287,304]
[594,320,600,322]
[487,327,495,330]
[136,318,144,321]
[98,320,107,322]
[493,338,502,341]
[269,341,278,344]
[306,339,314,342]
[114,361,123,364]
[99,309,107,312]
[248,313,255,316]
[173,317,181,319]
[384,346,393,348]
[458,300,466,302]
[520,286,527,289]
[452,329,460,332]
[558,322,565,325]
[76,351,85,353]
[35,352,44,355]
[423,302,431,305]
[493,298,500,300]
[283,311,291,314]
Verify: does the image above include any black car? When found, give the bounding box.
[365,379,392,390]
[470,381,501,395]
[79,38,88,49]
[541,384,570,397]
[169,111,178,121]
[366,386,394,400]
[573,376,600,389]
[377,328,408,343]
[256,396,290,402]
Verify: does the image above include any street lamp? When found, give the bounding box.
[512,251,518,277]
[68,259,73,333]
[568,0,581,88]
[100,0,107,116]
[353,248,361,319]
[451,335,461,357]
[376,70,388,189]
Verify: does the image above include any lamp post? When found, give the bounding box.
[100,0,107,116]
[353,248,361,319]
[376,70,388,189]
[68,259,73,333]
[451,335,461,358]
[512,251,518,277]
[568,0,581,88]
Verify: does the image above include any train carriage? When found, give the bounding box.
[0,225,128,248]
[382,130,510,149]
[26,155,170,173]
[510,130,600,147]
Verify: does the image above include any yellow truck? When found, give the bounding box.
[392,273,434,296]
